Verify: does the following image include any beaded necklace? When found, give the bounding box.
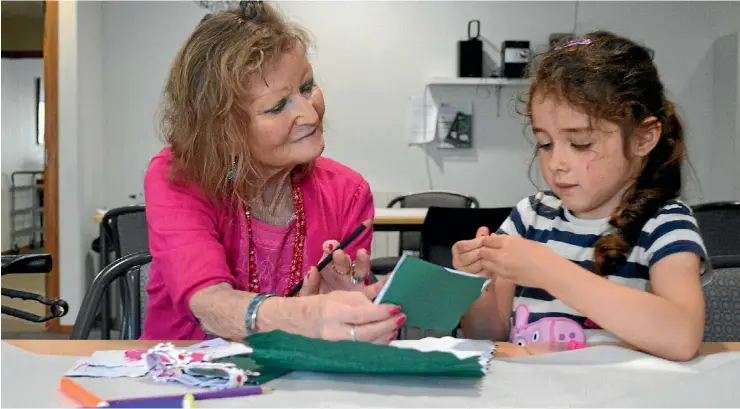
[244,172,306,295]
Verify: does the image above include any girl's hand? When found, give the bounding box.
[480,234,560,289]
[452,226,491,276]
[298,279,405,344]
[311,240,370,293]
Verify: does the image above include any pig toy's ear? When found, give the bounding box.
[513,304,530,329]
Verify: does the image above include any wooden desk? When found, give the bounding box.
[373,208,427,232]
[6,339,739,359]
[94,208,428,231]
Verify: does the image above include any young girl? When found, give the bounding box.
[453,31,707,361]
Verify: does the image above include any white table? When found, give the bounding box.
[3,341,740,407]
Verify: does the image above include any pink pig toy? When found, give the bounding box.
[509,304,586,346]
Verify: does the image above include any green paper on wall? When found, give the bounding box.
[374,255,489,333]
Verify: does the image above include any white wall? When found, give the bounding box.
[710,31,738,202]
[737,16,740,198]
[1,58,45,251]
[58,1,740,324]
[96,1,740,207]
[57,0,105,324]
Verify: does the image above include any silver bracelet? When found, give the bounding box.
[244,293,276,336]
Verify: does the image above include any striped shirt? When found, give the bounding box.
[498,191,708,344]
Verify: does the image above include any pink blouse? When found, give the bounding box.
[140,146,374,340]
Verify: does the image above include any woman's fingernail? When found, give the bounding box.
[396,315,407,326]
[388,306,402,316]
[390,332,398,341]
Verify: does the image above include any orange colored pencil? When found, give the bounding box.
[59,377,105,408]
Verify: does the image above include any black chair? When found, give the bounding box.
[72,251,152,340]
[1,253,68,324]
[420,206,513,268]
[703,255,740,342]
[371,191,480,276]
[97,205,149,339]
[692,201,740,258]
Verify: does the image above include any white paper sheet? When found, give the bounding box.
[406,95,438,145]
[63,338,251,378]
[391,336,496,371]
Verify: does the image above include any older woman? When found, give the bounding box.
[142,2,404,342]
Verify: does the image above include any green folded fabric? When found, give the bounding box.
[244,330,486,378]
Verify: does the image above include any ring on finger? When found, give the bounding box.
[349,262,362,284]
[346,261,356,276]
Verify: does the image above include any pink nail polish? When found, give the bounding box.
[396,315,407,326]
[388,306,402,316]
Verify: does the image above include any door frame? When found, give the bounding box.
[43,0,61,333]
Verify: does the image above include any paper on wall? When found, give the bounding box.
[406,95,438,146]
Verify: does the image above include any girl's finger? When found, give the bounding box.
[456,247,482,268]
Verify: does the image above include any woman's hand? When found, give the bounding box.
[296,279,405,344]
[480,234,560,289]
[310,240,371,293]
[452,226,491,276]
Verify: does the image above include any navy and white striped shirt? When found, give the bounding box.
[499,191,708,344]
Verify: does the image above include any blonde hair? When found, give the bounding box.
[158,2,312,204]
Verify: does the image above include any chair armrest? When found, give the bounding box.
[1,254,53,275]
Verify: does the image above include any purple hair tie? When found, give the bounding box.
[554,38,592,51]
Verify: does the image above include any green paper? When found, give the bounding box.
[245,330,484,378]
[211,355,292,385]
[374,255,489,332]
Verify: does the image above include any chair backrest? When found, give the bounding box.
[703,255,740,342]
[101,205,149,260]
[71,251,152,340]
[99,205,149,339]
[692,202,740,258]
[388,191,480,254]
[420,206,512,268]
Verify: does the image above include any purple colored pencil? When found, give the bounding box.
[101,397,185,408]
[98,386,270,408]
[191,386,270,399]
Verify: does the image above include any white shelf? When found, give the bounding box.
[428,77,530,86]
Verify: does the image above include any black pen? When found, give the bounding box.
[286,218,373,296]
